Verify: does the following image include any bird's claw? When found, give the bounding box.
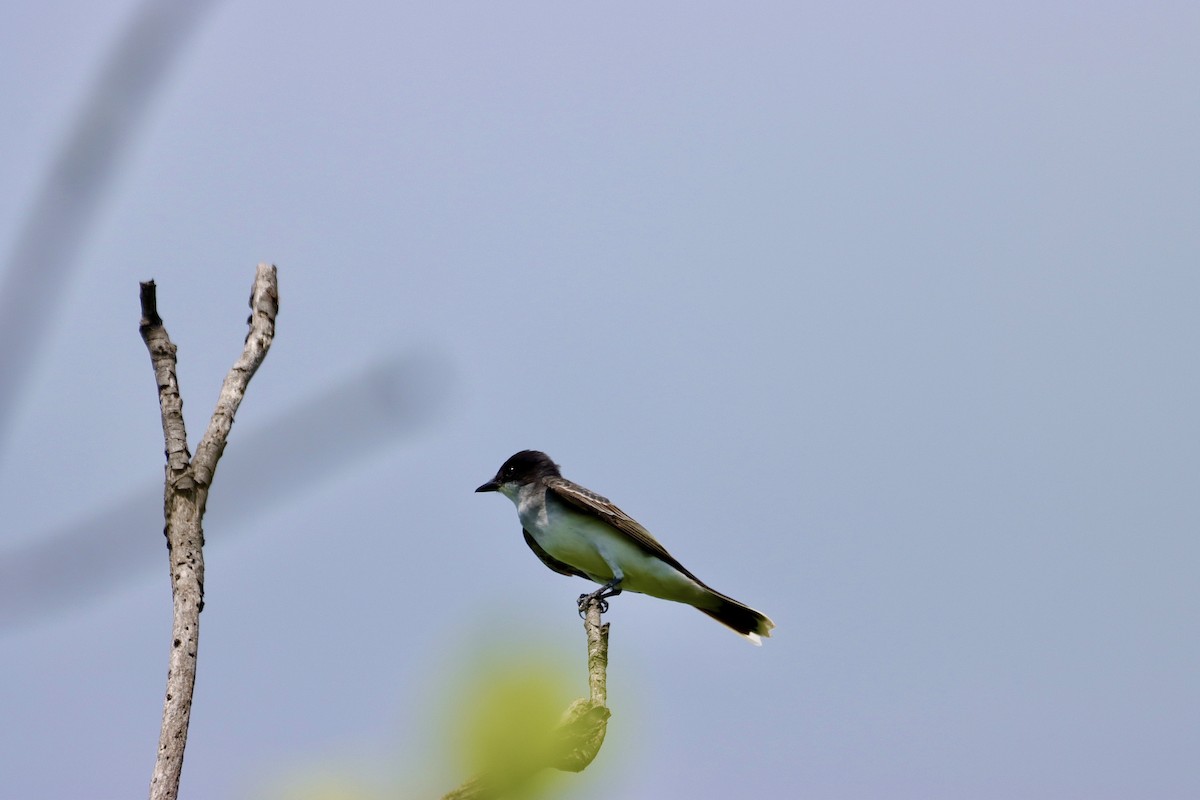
[577,592,609,618]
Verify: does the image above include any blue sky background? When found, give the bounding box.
[1,1,1198,798]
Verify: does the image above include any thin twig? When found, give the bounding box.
[192,265,278,487]
[585,600,610,707]
[440,596,612,800]
[550,599,611,773]
[143,264,278,800]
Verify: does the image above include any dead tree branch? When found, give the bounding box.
[142,264,278,800]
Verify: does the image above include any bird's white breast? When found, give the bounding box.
[510,483,709,603]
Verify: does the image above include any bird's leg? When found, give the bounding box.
[577,577,623,617]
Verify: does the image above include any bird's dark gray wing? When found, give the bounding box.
[522,528,592,579]
[545,476,709,587]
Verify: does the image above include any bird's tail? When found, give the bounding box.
[696,592,775,645]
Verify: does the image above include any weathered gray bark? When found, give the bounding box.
[142,264,278,800]
[441,597,612,800]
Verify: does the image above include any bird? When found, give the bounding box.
[476,450,775,644]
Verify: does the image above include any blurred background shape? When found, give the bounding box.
[0,0,221,455]
[0,351,452,630]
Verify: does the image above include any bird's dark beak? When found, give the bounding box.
[475,480,500,493]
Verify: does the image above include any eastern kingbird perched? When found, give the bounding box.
[476,450,775,644]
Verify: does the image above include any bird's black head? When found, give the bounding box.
[475,450,561,493]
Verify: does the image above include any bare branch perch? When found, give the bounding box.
[441,597,612,800]
[143,264,278,800]
[549,598,610,773]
